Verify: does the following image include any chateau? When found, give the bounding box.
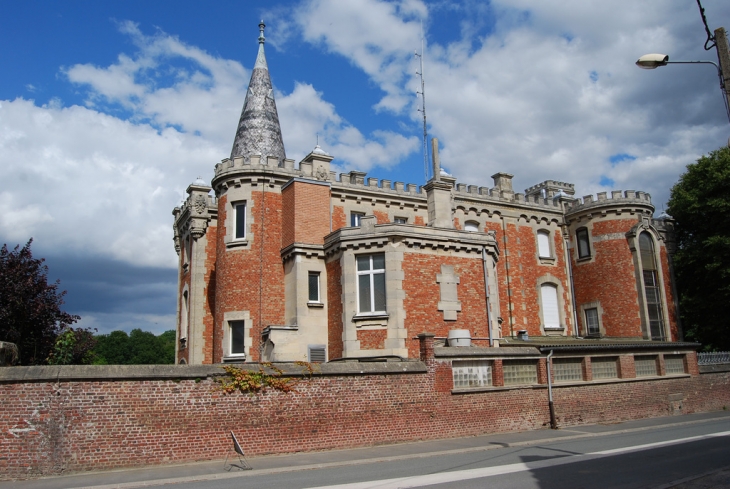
[173,22,682,365]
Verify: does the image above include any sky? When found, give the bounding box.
[2,0,730,336]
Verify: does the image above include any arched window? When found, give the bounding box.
[540,283,561,329]
[537,230,551,258]
[639,232,665,340]
[576,227,591,259]
[464,221,479,232]
[180,291,189,342]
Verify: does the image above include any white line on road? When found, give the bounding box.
[305,431,730,489]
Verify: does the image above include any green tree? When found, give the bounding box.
[667,145,730,350]
[92,329,175,364]
[47,327,97,365]
[0,239,83,365]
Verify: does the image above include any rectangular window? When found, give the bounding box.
[503,360,538,386]
[665,355,686,375]
[537,231,551,258]
[576,228,591,258]
[394,217,407,224]
[585,308,600,336]
[234,202,246,240]
[541,284,561,329]
[229,321,246,356]
[635,355,658,377]
[591,357,619,379]
[453,361,493,388]
[553,358,583,382]
[308,272,320,303]
[351,212,365,227]
[356,253,386,314]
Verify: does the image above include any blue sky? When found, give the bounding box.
[2,0,730,335]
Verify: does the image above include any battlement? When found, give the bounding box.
[565,190,653,217]
[524,180,576,198]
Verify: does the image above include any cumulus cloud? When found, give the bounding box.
[283,0,730,209]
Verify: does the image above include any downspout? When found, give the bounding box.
[501,217,514,338]
[482,247,494,347]
[546,349,558,429]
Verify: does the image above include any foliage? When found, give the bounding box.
[667,145,730,350]
[47,327,98,365]
[92,329,175,365]
[0,239,82,365]
[218,362,315,395]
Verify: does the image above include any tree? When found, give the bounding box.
[47,327,97,365]
[667,145,730,351]
[0,240,81,365]
[92,329,176,364]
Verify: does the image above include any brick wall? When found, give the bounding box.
[1,355,727,480]
[402,254,489,357]
[572,219,643,338]
[203,225,217,364]
[215,191,285,362]
[326,259,343,359]
[282,181,330,247]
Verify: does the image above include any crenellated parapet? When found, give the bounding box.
[565,190,654,223]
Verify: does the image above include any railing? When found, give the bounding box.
[697,351,730,365]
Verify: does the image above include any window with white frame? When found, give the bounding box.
[452,360,492,388]
[540,283,561,329]
[234,202,246,240]
[356,253,386,314]
[229,320,246,357]
[351,212,365,227]
[308,272,320,303]
[394,217,408,224]
[537,230,552,258]
[585,307,600,336]
[464,221,479,232]
[576,228,591,259]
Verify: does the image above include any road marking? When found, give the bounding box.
[306,431,730,489]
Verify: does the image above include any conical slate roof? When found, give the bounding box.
[230,21,286,162]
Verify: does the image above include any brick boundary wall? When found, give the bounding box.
[1,349,728,480]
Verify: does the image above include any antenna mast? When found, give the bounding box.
[415,25,430,182]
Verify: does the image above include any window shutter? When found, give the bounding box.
[541,284,560,328]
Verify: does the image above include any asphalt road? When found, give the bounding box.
[6,412,730,489]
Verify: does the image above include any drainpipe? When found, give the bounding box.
[482,247,494,347]
[546,350,558,429]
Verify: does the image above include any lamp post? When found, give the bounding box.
[636,28,730,125]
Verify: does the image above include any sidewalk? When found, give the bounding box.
[5,410,730,489]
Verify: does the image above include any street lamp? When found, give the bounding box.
[636,27,730,125]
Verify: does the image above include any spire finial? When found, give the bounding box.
[258,20,265,44]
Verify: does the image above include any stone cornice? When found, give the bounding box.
[281,243,326,262]
[323,223,500,258]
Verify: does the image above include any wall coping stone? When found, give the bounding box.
[435,346,541,357]
[700,364,730,374]
[0,361,427,383]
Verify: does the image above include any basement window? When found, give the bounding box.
[452,361,492,388]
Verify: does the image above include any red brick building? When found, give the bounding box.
[172,23,682,365]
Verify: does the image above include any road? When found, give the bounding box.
[5,412,730,489]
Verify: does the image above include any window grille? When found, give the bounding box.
[308,345,326,363]
[635,356,658,377]
[452,361,492,388]
[664,355,686,375]
[503,360,538,385]
[553,358,583,382]
[591,357,618,379]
